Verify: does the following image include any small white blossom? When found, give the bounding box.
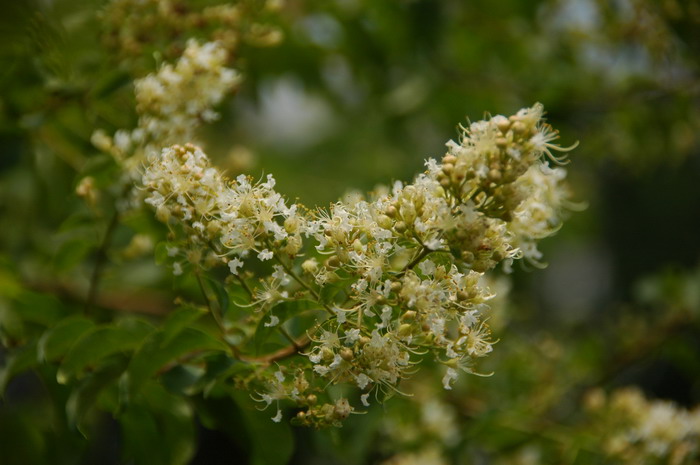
[442,368,458,390]
[228,257,244,274]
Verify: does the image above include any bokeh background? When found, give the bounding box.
[1,0,700,464]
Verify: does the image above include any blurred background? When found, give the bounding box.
[1,0,700,464]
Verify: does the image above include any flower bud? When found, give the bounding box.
[339,347,354,361]
[442,154,457,165]
[377,214,393,229]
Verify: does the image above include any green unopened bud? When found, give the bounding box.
[321,347,334,361]
[156,205,171,223]
[497,119,511,134]
[511,121,526,134]
[352,239,364,253]
[394,221,407,233]
[284,216,299,233]
[302,258,319,274]
[339,347,354,361]
[401,310,416,321]
[385,205,398,218]
[442,154,457,165]
[377,214,393,229]
[326,255,340,268]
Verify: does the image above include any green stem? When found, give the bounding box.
[85,207,120,315]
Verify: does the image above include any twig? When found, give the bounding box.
[84,208,120,315]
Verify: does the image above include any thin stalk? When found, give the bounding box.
[85,208,120,315]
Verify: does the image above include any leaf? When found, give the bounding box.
[154,241,175,265]
[37,315,95,362]
[319,276,354,303]
[53,238,95,272]
[231,390,294,465]
[204,276,229,317]
[125,327,229,399]
[57,320,153,383]
[253,299,317,354]
[161,305,206,346]
[0,342,38,396]
[161,364,205,396]
[91,69,130,99]
[14,291,66,327]
[66,359,127,435]
[120,385,195,465]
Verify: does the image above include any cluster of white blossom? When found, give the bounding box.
[586,387,700,464]
[142,104,576,425]
[92,39,240,179]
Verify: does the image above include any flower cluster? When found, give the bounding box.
[101,0,282,72]
[142,103,576,425]
[93,40,240,180]
[586,387,700,464]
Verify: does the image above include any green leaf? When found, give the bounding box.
[66,359,127,435]
[161,364,205,395]
[161,305,207,345]
[91,69,130,99]
[37,315,95,362]
[14,291,66,327]
[57,320,153,383]
[154,241,174,265]
[253,299,316,354]
[126,327,229,399]
[53,238,95,272]
[0,342,38,396]
[120,385,195,465]
[204,276,229,317]
[232,390,294,465]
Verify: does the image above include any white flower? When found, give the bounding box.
[173,262,183,276]
[442,367,458,390]
[271,409,283,423]
[258,249,273,261]
[361,393,370,407]
[228,257,244,274]
[265,315,280,327]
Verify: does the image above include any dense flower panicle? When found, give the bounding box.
[102,0,283,69]
[93,39,240,180]
[142,103,576,424]
[586,387,700,464]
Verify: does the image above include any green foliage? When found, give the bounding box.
[1,0,700,464]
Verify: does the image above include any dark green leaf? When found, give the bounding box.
[154,241,171,265]
[53,239,95,272]
[14,291,66,327]
[204,276,229,317]
[232,390,294,465]
[120,385,195,465]
[0,342,38,396]
[66,359,127,434]
[161,305,207,345]
[37,315,95,362]
[126,327,229,398]
[57,320,153,383]
[161,364,205,395]
[253,299,316,354]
